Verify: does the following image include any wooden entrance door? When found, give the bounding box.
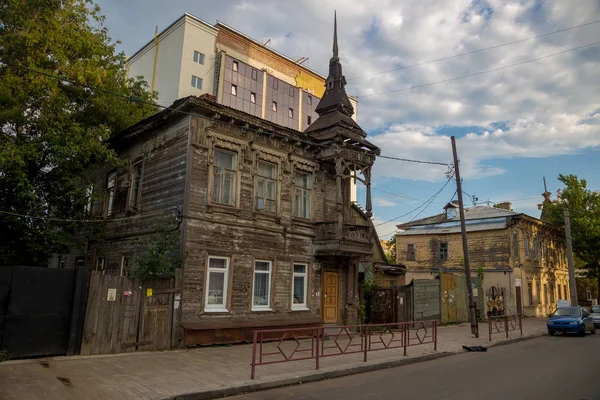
[323,271,339,324]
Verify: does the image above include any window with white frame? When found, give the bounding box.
[292,263,308,310]
[250,92,256,103]
[288,108,293,118]
[294,172,311,219]
[232,60,238,72]
[231,84,237,96]
[106,172,116,216]
[129,162,142,210]
[191,75,203,90]
[256,161,277,213]
[205,256,229,311]
[272,101,277,112]
[212,149,237,206]
[193,51,205,65]
[253,260,272,310]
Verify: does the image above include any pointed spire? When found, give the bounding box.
[332,10,339,60]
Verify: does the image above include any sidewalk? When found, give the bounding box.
[0,318,547,400]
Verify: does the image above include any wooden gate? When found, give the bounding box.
[81,271,178,355]
[413,279,440,321]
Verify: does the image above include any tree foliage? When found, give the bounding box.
[544,174,600,297]
[0,0,156,266]
[129,228,180,280]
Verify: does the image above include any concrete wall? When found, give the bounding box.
[127,16,217,107]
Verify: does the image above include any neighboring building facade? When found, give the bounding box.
[127,14,358,131]
[395,202,569,318]
[70,20,380,345]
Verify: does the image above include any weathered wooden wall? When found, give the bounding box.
[81,271,175,355]
[181,116,334,333]
[73,116,191,274]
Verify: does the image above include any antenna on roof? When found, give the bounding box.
[543,176,548,192]
[262,38,271,46]
[295,56,309,65]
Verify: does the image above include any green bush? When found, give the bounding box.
[129,228,180,279]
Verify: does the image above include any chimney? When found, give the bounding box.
[496,202,512,211]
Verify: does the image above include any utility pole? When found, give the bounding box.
[563,205,578,306]
[451,136,479,337]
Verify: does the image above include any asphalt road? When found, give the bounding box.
[232,333,600,400]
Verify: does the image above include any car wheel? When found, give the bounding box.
[548,330,555,336]
[580,325,586,336]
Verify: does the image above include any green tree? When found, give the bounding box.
[544,174,600,299]
[130,228,180,280]
[0,0,156,266]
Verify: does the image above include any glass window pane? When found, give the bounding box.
[293,276,305,304]
[255,261,270,271]
[258,162,276,178]
[207,272,225,305]
[265,200,276,212]
[212,173,222,203]
[215,150,235,169]
[209,258,227,269]
[223,172,234,204]
[266,180,276,200]
[108,174,116,188]
[253,273,269,306]
[294,264,306,274]
[257,178,265,198]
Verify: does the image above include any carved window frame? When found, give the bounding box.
[206,130,248,211]
[252,144,286,217]
[290,156,319,222]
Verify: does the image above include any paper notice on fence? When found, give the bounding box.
[107,288,116,302]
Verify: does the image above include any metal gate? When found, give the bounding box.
[413,279,441,321]
[0,266,87,358]
[370,287,396,324]
[486,286,505,316]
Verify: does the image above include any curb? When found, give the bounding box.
[487,332,547,348]
[168,352,454,400]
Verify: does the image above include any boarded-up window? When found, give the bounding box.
[527,282,533,305]
[524,236,531,259]
[406,244,416,261]
[512,232,519,259]
[533,238,539,260]
[129,162,143,210]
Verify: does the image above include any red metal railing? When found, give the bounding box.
[250,320,437,379]
[488,314,522,341]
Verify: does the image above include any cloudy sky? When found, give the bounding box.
[96,0,600,238]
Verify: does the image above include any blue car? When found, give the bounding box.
[547,306,596,336]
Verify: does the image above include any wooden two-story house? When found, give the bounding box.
[74,19,381,345]
[395,202,569,318]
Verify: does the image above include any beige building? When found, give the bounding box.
[395,202,569,318]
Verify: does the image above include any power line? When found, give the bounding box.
[348,19,600,81]
[0,208,177,223]
[2,60,452,168]
[376,174,454,229]
[378,154,450,166]
[359,40,600,98]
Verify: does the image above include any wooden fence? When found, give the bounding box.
[80,271,179,355]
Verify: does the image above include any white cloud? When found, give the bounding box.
[375,198,397,207]
[97,0,600,182]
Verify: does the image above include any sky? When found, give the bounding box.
[95,0,600,239]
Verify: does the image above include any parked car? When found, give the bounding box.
[589,305,600,327]
[547,306,596,336]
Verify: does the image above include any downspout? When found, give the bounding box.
[151,25,159,92]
